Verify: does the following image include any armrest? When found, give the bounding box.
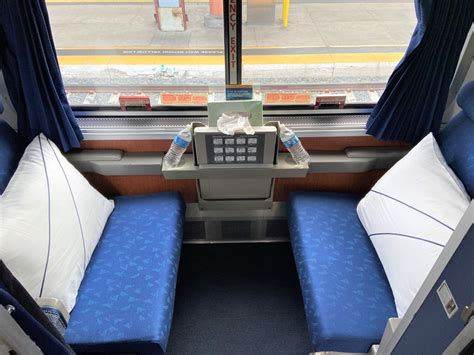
[65,150,164,176]
[308,147,408,173]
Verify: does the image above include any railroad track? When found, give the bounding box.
[65,83,387,93]
[64,82,387,107]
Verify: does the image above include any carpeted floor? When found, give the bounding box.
[167,243,312,355]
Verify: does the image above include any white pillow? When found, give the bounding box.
[0,134,114,312]
[357,133,469,318]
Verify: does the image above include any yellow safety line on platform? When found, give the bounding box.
[244,53,404,64]
[58,52,404,65]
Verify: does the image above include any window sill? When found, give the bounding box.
[75,108,372,140]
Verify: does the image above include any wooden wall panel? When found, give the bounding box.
[283,136,408,152]
[81,136,406,153]
[84,174,198,202]
[273,170,386,201]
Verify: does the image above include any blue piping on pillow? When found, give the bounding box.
[369,190,455,231]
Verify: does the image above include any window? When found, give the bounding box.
[47,0,225,107]
[46,0,415,108]
[242,1,416,105]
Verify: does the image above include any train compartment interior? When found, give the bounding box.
[0,1,473,355]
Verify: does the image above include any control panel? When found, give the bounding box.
[206,134,264,164]
[194,126,277,166]
[161,123,307,207]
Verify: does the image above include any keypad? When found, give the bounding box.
[208,134,262,164]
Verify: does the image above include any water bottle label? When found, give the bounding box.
[283,135,300,149]
[173,135,190,149]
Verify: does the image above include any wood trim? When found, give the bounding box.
[273,170,386,201]
[279,136,408,152]
[81,136,408,153]
[84,173,198,202]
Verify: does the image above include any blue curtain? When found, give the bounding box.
[0,0,82,152]
[366,0,474,144]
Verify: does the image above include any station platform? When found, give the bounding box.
[45,0,416,104]
[47,0,415,62]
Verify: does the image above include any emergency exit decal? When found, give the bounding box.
[228,0,238,80]
[224,0,241,84]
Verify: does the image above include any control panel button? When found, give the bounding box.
[204,132,265,165]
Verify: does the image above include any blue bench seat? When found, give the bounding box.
[0,119,185,354]
[288,82,474,353]
[65,192,185,354]
[288,192,397,353]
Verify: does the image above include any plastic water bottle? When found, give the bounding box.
[164,125,192,167]
[279,124,310,165]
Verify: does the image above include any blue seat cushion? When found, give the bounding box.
[288,192,397,353]
[439,81,474,198]
[0,120,26,194]
[65,192,185,354]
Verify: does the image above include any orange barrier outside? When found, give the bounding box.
[209,0,223,16]
[265,92,311,104]
[161,93,208,105]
